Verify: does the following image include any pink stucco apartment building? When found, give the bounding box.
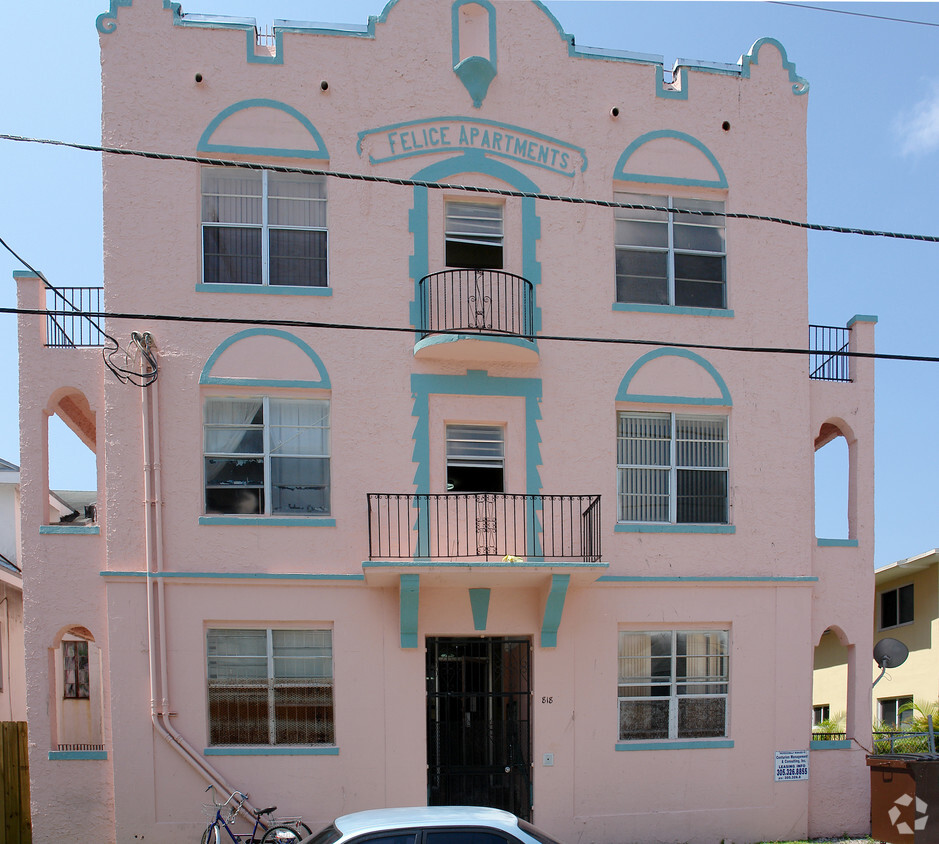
[15,1,877,841]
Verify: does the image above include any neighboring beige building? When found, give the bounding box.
[813,549,939,729]
[0,458,26,722]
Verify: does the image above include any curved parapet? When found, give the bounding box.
[739,37,809,95]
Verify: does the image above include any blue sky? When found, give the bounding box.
[1,1,937,568]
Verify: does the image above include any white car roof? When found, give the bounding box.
[334,806,522,838]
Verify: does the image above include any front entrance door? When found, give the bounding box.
[426,637,531,819]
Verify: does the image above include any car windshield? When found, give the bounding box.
[517,820,564,844]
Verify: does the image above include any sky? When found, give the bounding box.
[1,0,937,569]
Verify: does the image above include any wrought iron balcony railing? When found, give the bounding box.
[419,269,534,338]
[368,493,601,562]
[809,324,851,382]
[45,286,105,348]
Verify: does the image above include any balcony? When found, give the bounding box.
[46,286,104,348]
[367,493,601,562]
[414,269,538,363]
[809,324,850,382]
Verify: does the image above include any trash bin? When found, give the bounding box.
[868,754,939,844]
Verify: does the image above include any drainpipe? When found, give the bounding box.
[140,340,260,816]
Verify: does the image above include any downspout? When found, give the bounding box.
[140,342,260,815]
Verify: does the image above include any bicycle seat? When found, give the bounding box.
[258,807,277,816]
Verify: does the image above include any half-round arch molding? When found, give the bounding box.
[616,348,732,406]
[200,328,331,389]
[47,387,97,452]
[197,99,329,160]
[51,625,96,648]
[739,37,809,95]
[815,417,856,450]
[613,130,727,189]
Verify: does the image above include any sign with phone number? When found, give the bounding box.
[775,750,809,781]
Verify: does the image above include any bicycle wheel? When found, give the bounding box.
[201,824,220,844]
[261,825,304,844]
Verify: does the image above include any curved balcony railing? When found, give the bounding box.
[419,269,534,338]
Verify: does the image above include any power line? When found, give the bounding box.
[769,2,939,28]
[3,304,936,365]
[2,132,938,244]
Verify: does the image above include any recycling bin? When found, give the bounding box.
[868,754,939,844]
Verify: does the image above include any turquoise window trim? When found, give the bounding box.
[598,575,818,583]
[196,283,332,297]
[810,740,851,750]
[614,130,727,188]
[614,523,735,534]
[205,746,339,756]
[49,750,108,760]
[100,571,364,581]
[541,574,569,648]
[612,303,734,318]
[816,538,859,548]
[469,588,491,631]
[40,525,100,535]
[200,327,331,388]
[616,348,732,406]
[197,99,329,158]
[400,574,420,649]
[615,740,733,751]
[199,516,335,527]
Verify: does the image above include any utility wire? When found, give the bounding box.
[2,132,938,244]
[3,304,936,365]
[768,2,939,29]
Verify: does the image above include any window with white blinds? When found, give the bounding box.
[445,201,504,270]
[446,424,504,493]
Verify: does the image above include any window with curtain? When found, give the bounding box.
[63,640,90,699]
[617,412,728,524]
[614,192,725,308]
[618,630,728,741]
[207,628,334,746]
[445,201,504,269]
[204,397,330,516]
[202,168,327,287]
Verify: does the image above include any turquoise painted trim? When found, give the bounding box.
[614,130,727,189]
[847,314,879,327]
[96,0,135,33]
[101,570,364,581]
[197,99,329,159]
[408,186,430,331]
[810,740,851,750]
[597,575,818,583]
[469,588,491,631]
[400,574,420,648]
[612,303,734,318]
[816,538,859,548]
[655,67,689,101]
[205,746,338,756]
[615,740,733,751]
[199,516,335,527]
[614,524,735,534]
[616,348,732,406]
[200,328,330,389]
[49,750,108,760]
[196,283,332,297]
[364,560,607,570]
[40,525,100,535]
[452,0,497,108]
[12,270,42,279]
[413,334,538,355]
[541,574,569,648]
[739,38,809,95]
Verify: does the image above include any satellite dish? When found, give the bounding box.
[873,637,909,688]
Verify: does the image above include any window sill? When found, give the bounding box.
[49,750,108,760]
[200,516,335,527]
[196,283,332,297]
[816,538,859,547]
[810,740,852,750]
[39,525,100,535]
[615,523,735,534]
[204,746,339,756]
[612,303,734,318]
[615,739,733,751]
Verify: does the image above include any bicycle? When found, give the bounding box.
[201,787,312,844]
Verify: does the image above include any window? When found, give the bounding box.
[813,704,830,726]
[614,192,725,308]
[202,168,327,287]
[63,640,90,700]
[880,584,913,629]
[618,630,729,741]
[617,412,728,524]
[880,697,913,729]
[207,628,334,745]
[445,201,503,269]
[446,424,504,492]
[204,397,330,516]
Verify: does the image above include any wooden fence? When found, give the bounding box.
[0,722,31,844]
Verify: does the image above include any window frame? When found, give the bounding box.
[445,200,504,270]
[879,696,913,730]
[62,639,90,700]
[880,583,914,630]
[201,167,328,288]
[614,192,726,309]
[445,423,505,493]
[812,704,830,727]
[616,411,729,525]
[617,629,730,742]
[206,627,335,747]
[203,395,331,517]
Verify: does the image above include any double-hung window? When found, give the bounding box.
[204,397,330,516]
[615,192,725,308]
[445,201,503,269]
[202,167,327,287]
[617,412,728,524]
[880,584,913,629]
[207,628,334,746]
[63,640,90,700]
[618,630,729,741]
[446,424,505,493]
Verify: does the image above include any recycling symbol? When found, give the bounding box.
[889,793,928,835]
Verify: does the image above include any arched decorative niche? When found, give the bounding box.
[50,625,105,753]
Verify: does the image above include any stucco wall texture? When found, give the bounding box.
[16,1,876,842]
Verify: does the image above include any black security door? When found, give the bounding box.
[426,637,531,820]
